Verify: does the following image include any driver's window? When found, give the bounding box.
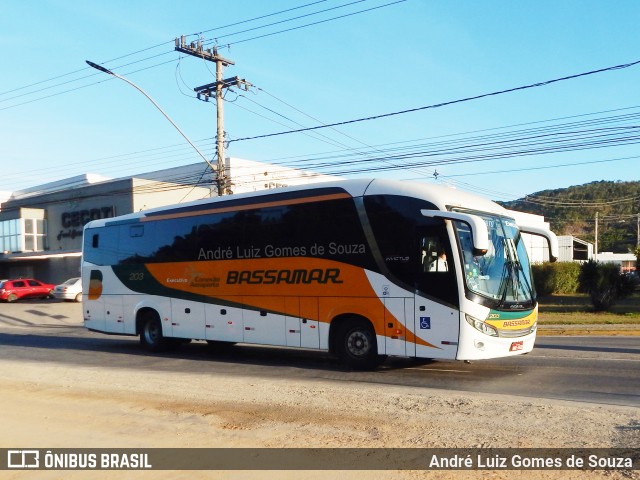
[420,236,448,273]
[416,230,457,307]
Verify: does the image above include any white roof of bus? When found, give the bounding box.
[85,178,509,229]
[363,179,508,215]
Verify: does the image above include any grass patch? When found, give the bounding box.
[538,293,640,324]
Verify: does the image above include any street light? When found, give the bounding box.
[85,60,220,191]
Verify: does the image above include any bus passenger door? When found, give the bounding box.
[404,298,416,357]
[384,297,407,356]
[104,295,124,334]
[170,299,205,340]
[414,299,459,360]
[413,231,460,360]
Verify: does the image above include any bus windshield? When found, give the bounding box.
[454,213,535,309]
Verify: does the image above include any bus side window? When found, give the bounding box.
[84,226,119,266]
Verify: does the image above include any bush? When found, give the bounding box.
[532,262,581,296]
[531,263,554,297]
[578,260,635,311]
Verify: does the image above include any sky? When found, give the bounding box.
[1,0,639,202]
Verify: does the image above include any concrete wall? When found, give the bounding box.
[131,178,212,212]
[507,210,552,264]
[0,175,211,283]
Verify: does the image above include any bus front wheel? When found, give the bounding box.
[140,313,170,352]
[336,318,385,370]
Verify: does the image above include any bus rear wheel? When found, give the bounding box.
[140,313,170,352]
[336,318,384,370]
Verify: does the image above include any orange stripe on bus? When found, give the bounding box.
[140,192,352,222]
[145,257,438,350]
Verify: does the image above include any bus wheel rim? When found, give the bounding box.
[145,322,160,343]
[347,331,369,357]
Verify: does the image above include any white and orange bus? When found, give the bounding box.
[82,178,557,369]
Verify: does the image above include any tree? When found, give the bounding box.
[499,180,640,253]
[578,260,635,311]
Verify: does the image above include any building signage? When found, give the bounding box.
[57,206,115,241]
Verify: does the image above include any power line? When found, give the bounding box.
[245,104,640,163]
[523,195,640,208]
[202,0,368,44]
[3,108,637,192]
[253,87,436,179]
[3,102,639,194]
[0,58,179,112]
[437,154,640,179]
[228,58,640,144]
[212,0,406,47]
[247,123,640,174]
[196,0,331,36]
[0,50,175,108]
[232,95,367,151]
[233,89,436,178]
[0,1,403,110]
[397,155,640,201]
[0,1,329,99]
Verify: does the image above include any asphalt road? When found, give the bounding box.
[1,300,639,408]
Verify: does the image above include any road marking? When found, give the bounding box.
[533,355,640,362]
[406,367,470,373]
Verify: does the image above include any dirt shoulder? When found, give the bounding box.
[0,358,638,480]
[1,302,638,479]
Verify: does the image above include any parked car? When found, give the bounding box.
[0,278,56,302]
[53,277,82,302]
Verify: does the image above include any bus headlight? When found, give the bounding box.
[465,314,498,337]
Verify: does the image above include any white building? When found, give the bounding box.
[0,158,337,283]
[597,252,637,273]
[0,156,564,280]
[135,157,338,197]
[507,210,553,264]
[557,235,593,263]
[553,235,636,272]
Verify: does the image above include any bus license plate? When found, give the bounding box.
[510,341,523,352]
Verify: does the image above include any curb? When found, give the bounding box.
[538,324,640,336]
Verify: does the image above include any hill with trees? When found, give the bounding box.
[499,180,640,253]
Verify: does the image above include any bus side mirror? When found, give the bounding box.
[517,224,559,262]
[420,210,489,256]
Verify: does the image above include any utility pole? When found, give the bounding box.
[175,36,252,196]
[594,211,599,261]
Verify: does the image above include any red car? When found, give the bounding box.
[0,278,55,302]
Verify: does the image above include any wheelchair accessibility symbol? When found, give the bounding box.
[419,317,431,329]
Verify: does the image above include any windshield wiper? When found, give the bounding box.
[509,236,535,305]
[514,259,534,305]
[496,261,514,308]
[496,238,528,308]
